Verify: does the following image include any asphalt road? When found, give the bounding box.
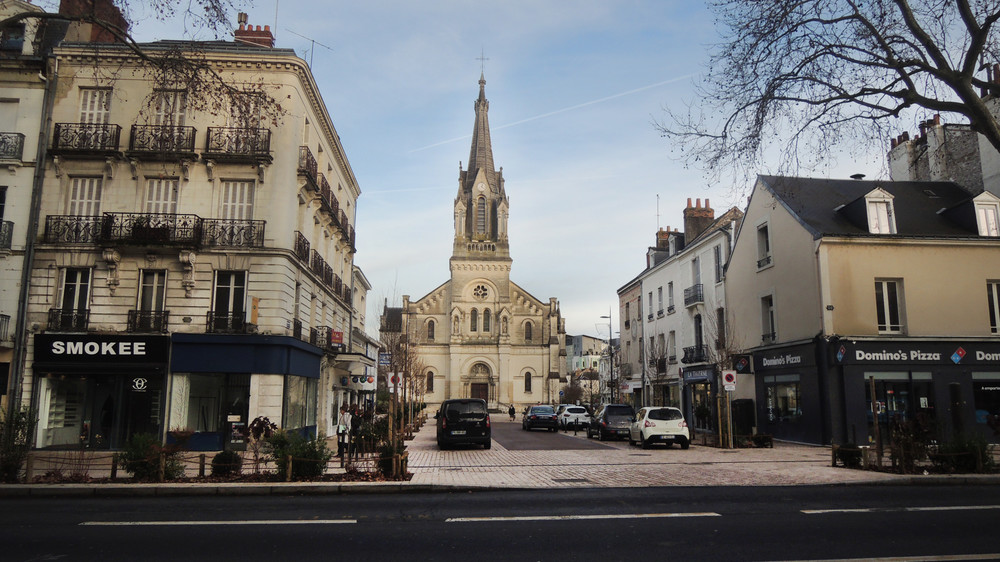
[3,485,998,561]
[493,417,609,450]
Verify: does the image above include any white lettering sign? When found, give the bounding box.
[51,340,147,356]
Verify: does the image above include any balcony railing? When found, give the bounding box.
[52,123,121,153]
[127,310,169,333]
[100,212,203,246]
[683,284,704,307]
[334,274,343,294]
[0,132,25,160]
[293,231,310,262]
[292,319,303,340]
[44,215,103,244]
[205,311,254,334]
[127,124,196,156]
[202,219,265,248]
[0,313,9,340]
[0,220,12,249]
[310,326,343,352]
[48,308,90,332]
[322,262,334,287]
[319,173,332,210]
[298,145,318,187]
[667,304,675,314]
[309,249,326,277]
[205,127,272,163]
[757,255,773,268]
[681,345,709,364]
[762,331,777,344]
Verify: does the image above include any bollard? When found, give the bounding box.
[199,454,206,477]
[158,452,166,482]
[24,455,33,483]
[286,455,293,482]
[110,453,118,479]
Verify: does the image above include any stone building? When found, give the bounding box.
[399,75,565,412]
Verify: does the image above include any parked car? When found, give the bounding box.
[558,405,592,430]
[628,406,690,449]
[436,398,491,449]
[522,404,559,431]
[588,404,635,440]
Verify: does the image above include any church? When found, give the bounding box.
[397,74,566,412]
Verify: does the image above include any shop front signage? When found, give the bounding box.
[835,340,1000,366]
[35,334,170,364]
[683,367,714,383]
[753,343,815,372]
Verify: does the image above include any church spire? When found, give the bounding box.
[466,71,497,189]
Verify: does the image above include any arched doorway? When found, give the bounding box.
[464,362,496,408]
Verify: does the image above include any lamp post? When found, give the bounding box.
[600,310,613,404]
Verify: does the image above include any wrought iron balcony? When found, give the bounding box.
[343,286,352,303]
[52,123,121,154]
[309,249,326,277]
[0,220,12,249]
[205,311,254,334]
[310,325,344,352]
[297,145,318,188]
[48,308,90,332]
[762,331,777,344]
[757,254,773,268]
[333,274,343,294]
[681,345,709,364]
[293,231,310,262]
[127,124,196,157]
[204,127,272,163]
[318,173,332,210]
[292,319,303,340]
[44,215,103,244]
[683,284,704,307]
[202,219,265,248]
[0,132,25,160]
[667,305,675,314]
[127,310,169,333]
[100,212,203,246]
[322,263,334,287]
[0,313,9,341]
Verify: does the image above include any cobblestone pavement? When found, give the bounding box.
[407,418,903,488]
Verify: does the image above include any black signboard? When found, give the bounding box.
[34,334,170,365]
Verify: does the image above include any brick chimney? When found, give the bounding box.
[234,13,275,48]
[683,198,715,244]
[656,227,671,249]
[59,0,129,43]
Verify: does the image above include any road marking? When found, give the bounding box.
[80,519,357,526]
[802,505,1000,515]
[446,512,720,522]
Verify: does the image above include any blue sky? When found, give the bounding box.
[124,0,886,338]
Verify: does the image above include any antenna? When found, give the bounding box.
[285,28,333,67]
[656,194,660,230]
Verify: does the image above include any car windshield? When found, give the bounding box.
[531,406,555,414]
[444,401,487,418]
[605,406,634,417]
[648,408,683,421]
[567,407,588,414]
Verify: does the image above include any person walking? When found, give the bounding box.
[349,404,363,459]
[508,404,516,422]
[336,405,351,458]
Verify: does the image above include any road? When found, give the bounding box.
[3,485,998,561]
[492,415,606,450]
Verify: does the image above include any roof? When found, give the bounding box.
[758,175,986,239]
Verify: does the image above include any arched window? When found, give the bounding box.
[524,321,533,342]
[483,309,491,332]
[524,371,532,392]
[427,320,435,341]
[470,308,478,332]
[476,196,487,235]
[426,372,434,392]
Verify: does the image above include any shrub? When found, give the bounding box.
[836,443,863,468]
[211,450,243,477]
[268,431,332,479]
[933,434,995,473]
[0,407,37,483]
[118,433,184,481]
[377,439,406,476]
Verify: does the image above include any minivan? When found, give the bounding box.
[435,398,492,449]
[588,404,635,441]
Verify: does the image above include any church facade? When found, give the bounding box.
[401,75,566,412]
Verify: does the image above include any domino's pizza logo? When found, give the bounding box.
[837,344,847,362]
[951,347,966,364]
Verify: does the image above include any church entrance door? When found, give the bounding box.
[470,383,489,402]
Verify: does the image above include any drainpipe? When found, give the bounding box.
[7,53,58,423]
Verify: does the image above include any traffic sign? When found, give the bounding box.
[379,352,391,366]
[723,370,736,392]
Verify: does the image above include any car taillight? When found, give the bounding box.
[530,415,536,420]
[441,418,447,429]
[486,416,490,428]
[680,420,688,428]
[601,421,607,427]
[563,414,569,417]
[644,420,655,428]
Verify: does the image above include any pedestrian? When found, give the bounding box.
[508,404,516,421]
[349,404,363,459]
[336,405,351,458]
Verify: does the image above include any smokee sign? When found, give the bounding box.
[836,341,1000,366]
[35,334,170,364]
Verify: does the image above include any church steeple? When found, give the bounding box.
[453,74,510,260]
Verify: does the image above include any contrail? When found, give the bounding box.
[408,75,695,153]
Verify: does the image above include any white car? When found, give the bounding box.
[558,405,592,430]
[629,407,690,449]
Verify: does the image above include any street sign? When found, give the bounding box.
[723,370,736,392]
[379,352,391,366]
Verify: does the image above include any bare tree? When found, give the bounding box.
[658,0,1000,183]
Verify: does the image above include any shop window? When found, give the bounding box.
[765,374,801,423]
[973,375,1000,434]
[282,375,318,433]
[988,282,999,334]
[875,279,904,333]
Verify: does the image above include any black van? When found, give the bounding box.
[588,404,636,441]
[435,398,492,449]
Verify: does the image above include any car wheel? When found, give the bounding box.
[484,440,491,450]
[664,442,673,448]
[680,438,690,450]
[586,428,593,439]
[628,434,635,446]
[598,430,605,441]
[438,441,448,450]
[640,434,651,449]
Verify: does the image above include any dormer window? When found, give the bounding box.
[866,189,897,234]
[975,200,999,236]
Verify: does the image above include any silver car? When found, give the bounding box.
[628,406,690,449]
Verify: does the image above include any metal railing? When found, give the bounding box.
[52,123,121,152]
[205,127,271,162]
[128,124,196,154]
[683,284,704,307]
[762,332,777,344]
[0,132,25,160]
[757,255,773,268]
[201,218,265,248]
[0,313,9,340]
[0,220,12,249]
[205,312,253,334]
[44,215,103,244]
[297,145,318,187]
[681,345,708,364]
[100,212,202,246]
[48,308,90,332]
[127,310,170,333]
[293,231,310,262]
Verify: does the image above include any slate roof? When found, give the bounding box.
[758,175,986,239]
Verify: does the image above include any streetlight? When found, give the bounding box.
[600,310,613,404]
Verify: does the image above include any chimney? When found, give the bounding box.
[59,0,129,43]
[656,228,670,249]
[234,13,275,48]
[683,197,715,244]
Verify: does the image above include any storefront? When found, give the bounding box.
[682,366,716,431]
[833,339,1000,445]
[32,333,170,450]
[169,333,323,451]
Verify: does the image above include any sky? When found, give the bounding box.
[119,0,887,338]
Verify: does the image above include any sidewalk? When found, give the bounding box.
[3,419,997,497]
